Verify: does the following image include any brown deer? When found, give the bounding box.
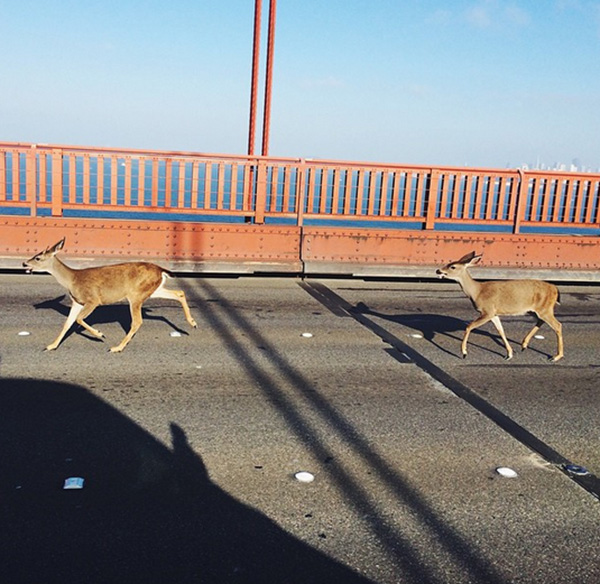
[23,238,197,352]
[436,251,563,362]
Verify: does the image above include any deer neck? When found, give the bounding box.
[456,269,482,302]
[48,256,77,291]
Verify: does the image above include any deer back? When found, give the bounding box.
[69,262,166,305]
[476,279,558,316]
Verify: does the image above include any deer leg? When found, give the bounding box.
[110,300,144,353]
[522,318,544,352]
[46,301,84,351]
[540,312,564,362]
[150,286,197,328]
[462,314,494,358]
[490,316,513,360]
[76,303,105,340]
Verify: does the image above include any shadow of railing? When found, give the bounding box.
[0,377,371,584]
[182,280,507,584]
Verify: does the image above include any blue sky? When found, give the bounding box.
[1,0,599,169]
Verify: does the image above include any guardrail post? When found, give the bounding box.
[27,145,37,217]
[51,149,63,216]
[295,159,307,227]
[0,150,6,201]
[425,169,440,229]
[254,159,267,224]
[513,168,526,234]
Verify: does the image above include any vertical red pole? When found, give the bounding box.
[248,0,262,156]
[261,0,277,156]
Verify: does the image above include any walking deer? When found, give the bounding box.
[23,238,197,352]
[436,251,563,362]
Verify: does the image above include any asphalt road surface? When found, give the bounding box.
[1,273,600,584]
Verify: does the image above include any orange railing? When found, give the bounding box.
[2,142,600,235]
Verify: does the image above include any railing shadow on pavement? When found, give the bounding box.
[0,377,372,584]
[181,279,508,584]
[352,301,513,359]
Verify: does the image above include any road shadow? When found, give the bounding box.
[352,302,513,358]
[33,296,188,345]
[0,378,370,584]
[178,280,507,584]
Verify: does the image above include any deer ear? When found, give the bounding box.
[457,251,476,264]
[469,253,483,265]
[49,238,65,254]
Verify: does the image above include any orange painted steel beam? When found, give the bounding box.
[0,217,302,272]
[300,227,600,278]
[3,217,600,280]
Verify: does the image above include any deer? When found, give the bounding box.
[23,238,197,352]
[436,251,563,362]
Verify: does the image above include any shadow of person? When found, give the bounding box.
[0,379,371,584]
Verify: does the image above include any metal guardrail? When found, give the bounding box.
[2,142,600,235]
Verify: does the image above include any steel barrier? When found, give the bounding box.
[1,142,600,278]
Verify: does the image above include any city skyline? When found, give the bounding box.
[518,159,600,174]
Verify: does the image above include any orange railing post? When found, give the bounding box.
[295,159,307,227]
[0,149,6,202]
[51,149,63,217]
[254,159,267,224]
[513,169,527,234]
[27,144,37,217]
[425,169,440,230]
